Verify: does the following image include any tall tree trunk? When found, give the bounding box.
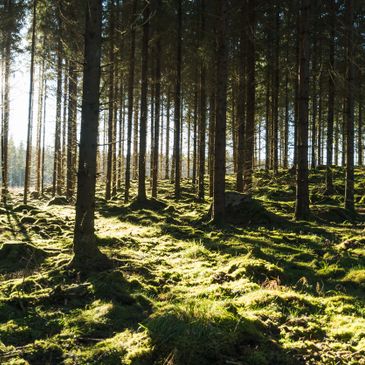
[295,0,310,220]
[243,0,255,191]
[66,61,77,201]
[345,0,354,211]
[72,0,109,269]
[272,2,280,173]
[24,0,37,204]
[105,0,115,200]
[326,0,335,194]
[174,0,182,198]
[35,59,45,194]
[165,89,171,179]
[359,98,363,166]
[212,0,228,223]
[208,91,215,197]
[198,0,206,200]
[137,0,150,202]
[152,0,162,198]
[236,1,246,192]
[1,1,11,202]
[124,0,137,202]
[52,33,63,197]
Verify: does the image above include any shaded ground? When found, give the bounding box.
[0,168,364,364]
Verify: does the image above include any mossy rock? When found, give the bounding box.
[313,206,360,223]
[47,196,69,206]
[20,216,37,225]
[13,204,39,213]
[209,192,282,226]
[0,242,48,273]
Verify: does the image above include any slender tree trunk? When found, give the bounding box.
[272,2,280,173]
[105,0,115,200]
[326,0,335,194]
[137,0,150,202]
[35,59,45,194]
[1,2,11,202]
[295,0,310,220]
[358,98,363,166]
[208,91,215,197]
[152,1,161,198]
[52,34,63,197]
[192,86,198,186]
[174,0,182,198]
[24,0,37,204]
[212,0,228,223]
[243,0,255,192]
[41,80,47,195]
[236,2,246,192]
[124,0,137,202]
[72,0,109,269]
[66,61,77,201]
[165,89,171,179]
[198,0,206,199]
[345,0,354,211]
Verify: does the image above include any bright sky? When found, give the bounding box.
[9,51,57,147]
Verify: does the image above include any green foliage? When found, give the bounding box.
[0,169,365,364]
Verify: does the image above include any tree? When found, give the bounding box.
[124,0,138,203]
[211,0,228,223]
[137,0,150,202]
[295,0,310,220]
[24,0,37,204]
[243,0,256,192]
[72,0,110,269]
[344,0,354,211]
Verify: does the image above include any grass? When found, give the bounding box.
[0,167,364,364]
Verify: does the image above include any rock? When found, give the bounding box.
[13,204,38,213]
[0,242,48,273]
[20,216,37,225]
[47,196,69,206]
[209,192,281,225]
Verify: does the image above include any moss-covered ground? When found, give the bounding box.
[0,168,364,364]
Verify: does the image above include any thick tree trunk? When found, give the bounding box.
[295,0,310,220]
[212,0,228,223]
[72,0,109,269]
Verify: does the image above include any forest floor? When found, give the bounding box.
[0,168,365,365]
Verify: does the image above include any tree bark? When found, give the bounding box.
[295,0,310,220]
[72,0,109,269]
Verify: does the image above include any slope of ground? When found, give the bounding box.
[0,168,364,365]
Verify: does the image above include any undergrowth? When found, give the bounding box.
[0,167,364,364]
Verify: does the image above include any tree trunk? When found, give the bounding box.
[72,0,109,269]
[152,0,161,198]
[173,0,182,199]
[66,61,77,201]
[24,0,37,204]
[212,0,228,223]
[124,0,137,202]
[236,1,246,192]
[345,0,354,211]
[325,0,335,194]
[243,0,255,192]
[295,0,310,220]
[137,0,150,202]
